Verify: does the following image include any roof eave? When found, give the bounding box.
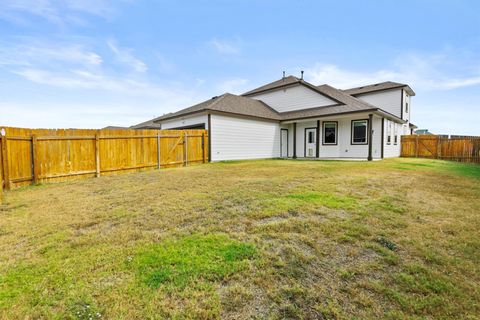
[348,84,416,97]
[280,108,406,123]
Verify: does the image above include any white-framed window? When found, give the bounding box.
[351,119,368,145]
[323,121,337,145]
[394,123,398,145]
[386,120,392,145]
[405,102,409,113]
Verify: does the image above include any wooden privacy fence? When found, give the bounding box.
[0,127,209,190]
[401,135,480,163]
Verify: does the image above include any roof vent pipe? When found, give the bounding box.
[282,71,286,80]
[300,70,304,80]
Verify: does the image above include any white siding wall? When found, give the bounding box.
[250,85,337,112]
[210,114,280,161]
[383,119,402,158]
[322,116,382,159]
[356,89,402,118]
[160,114,207,129]
[289,114,383,159]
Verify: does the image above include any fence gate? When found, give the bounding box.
[401,135,480,164]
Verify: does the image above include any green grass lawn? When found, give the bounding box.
[1,158,479,319]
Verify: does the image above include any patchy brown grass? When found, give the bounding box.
[0,158,479,319]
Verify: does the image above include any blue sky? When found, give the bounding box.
[0,0,479,134]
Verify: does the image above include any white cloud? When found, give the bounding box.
[0,0,123,26]
[305,64,397,89]
[217,78,248,94]
[0,41,102,68]
[13,68,179,97]
[107,40,147,73]
[305,51,480,91]
[209,38,241,55]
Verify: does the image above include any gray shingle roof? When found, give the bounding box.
[153,93,281,122]
[342,81,415,96]
[151,77,410,124]
[281,84,379,120]
[242,76,301,96]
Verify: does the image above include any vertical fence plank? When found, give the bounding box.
[202,132,206,163]
[157,133,161,169]
[95,133,100,177]
[415,135,419,158]
[184,132,188,167]
[32,135,39,184]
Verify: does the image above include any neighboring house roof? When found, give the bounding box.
[342,81,416,96]
[415,129,434,135]
[152,93,281,122]
[103,126,129,130]
[131,119,160,129]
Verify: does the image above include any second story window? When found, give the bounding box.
[406,102,409,113]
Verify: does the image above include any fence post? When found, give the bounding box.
[202,132,206,163]
[0,140,3,203]
[0,156,2,203]
[32,135,39,184]
[415,135,419,158]
[95,133,100,177]
[1,135,11,190]
[184,132,188,167]
[157,132,161,169]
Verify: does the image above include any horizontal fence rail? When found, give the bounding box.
[0,127,209,190]
[401,135,480,164]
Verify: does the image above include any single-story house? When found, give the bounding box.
[135,75,415,161]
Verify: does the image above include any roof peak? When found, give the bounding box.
[242,75,301,96]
